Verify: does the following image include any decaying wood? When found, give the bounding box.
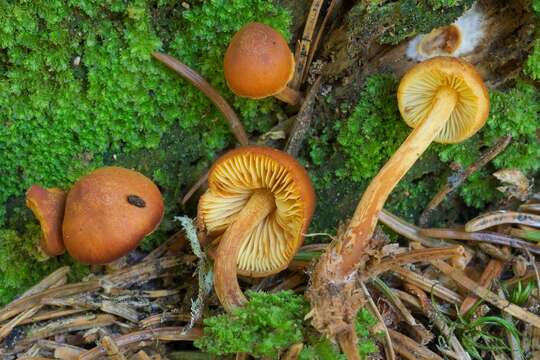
[0,305,41,342]
[18,308,86,326]
[270,273,306,293]
[78,327,203,360]
[37,340,85,360]
[139,313,191,329]
[431,259,540,328]
[388,329,444,360]
[20,266,70,299]
[419,136,512,226]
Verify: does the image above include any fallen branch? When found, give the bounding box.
[419,227,540,255]
[431,259,540,328]
[419,136,511,226]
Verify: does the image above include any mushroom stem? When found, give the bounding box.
[339,86,458,277]
[213,189,276,312]
[274,86,303,106]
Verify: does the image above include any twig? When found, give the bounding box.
[431,259,540,328]
[419,227,540,255]
[360,281,395,360]
[520,203,540,213]
[289,0,324,90]
[18,308,85,326]
[20,266,70,298]
[394,267,463,304]
[78,327,203,360]
[370,277,433,345]
[465,211,540,232]
[419,135,511,226]
[101,336,127,360]
[181,171,209,206]
[152,52,249,146]
[135,351,152,360]
[388,329,444,360]
[0,305,42,342]
[460,257,505,315]
[285,77,322,156]
[497,288,523,360]
[37,340,85,360]
[282,343,304,360]
[362,246,465,280]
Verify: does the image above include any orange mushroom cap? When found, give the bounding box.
[224,22,295,99]
[397,56,489,143]
[198,146,315,277]
[26,185,67,256]
[63,167,164,264]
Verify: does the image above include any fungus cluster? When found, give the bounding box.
[27,167,164,264]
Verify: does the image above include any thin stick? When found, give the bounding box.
[460,258,505,315]
[285,77,322,156]
[362,246,464,280]
[289,0,324,90]
[497,288,523,360]
[360,281,396,360]
[420,227,540,255]
[465,211,540,232]
[393,267,463,304]
[419,135,511,226]
[152,52,249,146]
[181,171,209,206]
[0,306,42,342]
[431,259,540,328]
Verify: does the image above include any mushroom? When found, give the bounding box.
[197,146,315,311]
[26,185,67,256]
[224,22,302,106]
[63,167,164,264]
[337,56,490,277]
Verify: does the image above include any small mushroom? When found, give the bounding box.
[198,146,315,311]
[26,185,67,256]
[63,167,164,264]
[339,56,490,275]
[224,22,302,106]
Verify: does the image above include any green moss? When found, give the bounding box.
[0,0,291,300]
[348,0,474,46]
[0,225,89,306]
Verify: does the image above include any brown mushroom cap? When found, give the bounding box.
[397,56,489,144]
[63,167,164,264]
[198,146,315,277]
[224,22,295,99]
[26,185,66,256]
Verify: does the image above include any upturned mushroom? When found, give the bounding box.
[63,167,164,264]
[224,22,302,106]
[340,56,490,276]
[26,185,67,256]
[198,146,315,311]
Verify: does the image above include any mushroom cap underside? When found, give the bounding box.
[224,22,295,99]
[63,166,164,264]
[198,146,315,277]
[397,56,489,144]
[26,185,67,256]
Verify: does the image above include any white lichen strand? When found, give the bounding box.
[199,152,305,275]
[406,4,485,61]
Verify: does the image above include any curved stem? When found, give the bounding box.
[214,190,276,312]
[338,87,458,277]
[152,52,249,146]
